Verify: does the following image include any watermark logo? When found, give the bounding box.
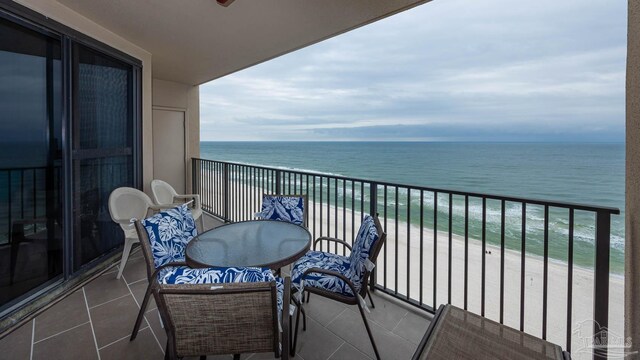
[573,320,636,358]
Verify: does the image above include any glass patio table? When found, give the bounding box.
[186,220,312,270]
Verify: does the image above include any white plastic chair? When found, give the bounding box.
[108,187,161,279]
[150,179,204,231]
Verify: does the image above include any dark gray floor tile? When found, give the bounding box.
[121,256,148,284]
[90,294,140,348]
[84,273,131,307]
[101,265,120,276]
[302,293,348,326]
[328,343,372,360]
[326,305,416,360]
[129,279,156,311]
[392,312,430,345]
[32,322,98,360]
[357,293,408,331]
[99,327,163,360]
[34,290,89,341]
[0,320,32,359]
[145,308,167,349]
[295,317,344,360]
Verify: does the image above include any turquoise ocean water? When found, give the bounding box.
[200,142,625,273]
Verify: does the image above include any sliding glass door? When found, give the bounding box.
[0,6,141,310]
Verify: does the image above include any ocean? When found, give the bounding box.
[200,141,625,273]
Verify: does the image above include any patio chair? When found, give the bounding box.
[150,179,204,231]
[290,214,386,359]
[108,187,164,279]
[156,277,290,360]
[131,204,289,350]
[256,194,307,227]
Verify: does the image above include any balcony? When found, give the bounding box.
[0,212,431,359]
[0,157,622,359]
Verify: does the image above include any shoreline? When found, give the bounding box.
[200,164,624,274]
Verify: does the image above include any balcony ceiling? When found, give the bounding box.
[55,0,429,85]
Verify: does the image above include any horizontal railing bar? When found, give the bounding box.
[193,158,621,214]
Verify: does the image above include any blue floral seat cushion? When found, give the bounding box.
[141,204,198,268]
[291,251,357,297]
[160,266,285,312]
[257,195,305,226]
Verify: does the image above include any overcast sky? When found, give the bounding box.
[200,0,627,142]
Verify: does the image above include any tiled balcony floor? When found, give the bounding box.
[0,216,431,360]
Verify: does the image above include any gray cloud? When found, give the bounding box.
[200,0,626,141]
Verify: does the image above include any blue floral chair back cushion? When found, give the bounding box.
[257,195,305,226]
[141,204,198,268]
[344,215,380,291]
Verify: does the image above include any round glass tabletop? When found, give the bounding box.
[186,220,312,269]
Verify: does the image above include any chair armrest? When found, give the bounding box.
[110,205,174,226]
[313,237,352,252]
[172,194,201,211]
[301,267,359,297]
[148,204,177,212]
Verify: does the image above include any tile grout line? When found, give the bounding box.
[145,307,158,314]
[319,308,404,359]
[343,300,409,334]
[122,274,164,354]
[97,326,149,351]
[82,287,101,360]
[324,308,349,328]
[32,321,91,345]
[306,298,416,355]
[126,277,147,286]
[89,293,133,310]
[29,319,34,360]
[390,311,410,333]
[325,341,346,359]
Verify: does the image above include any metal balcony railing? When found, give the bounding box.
[192,158,621,359]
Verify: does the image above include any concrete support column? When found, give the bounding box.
[626,0,640,355]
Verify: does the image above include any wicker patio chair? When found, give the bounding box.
[256,194,308,227]
[290,214,386,359]
[157,278,290,360]
[130,204,285,343]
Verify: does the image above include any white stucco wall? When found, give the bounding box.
[152,79,200,193]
